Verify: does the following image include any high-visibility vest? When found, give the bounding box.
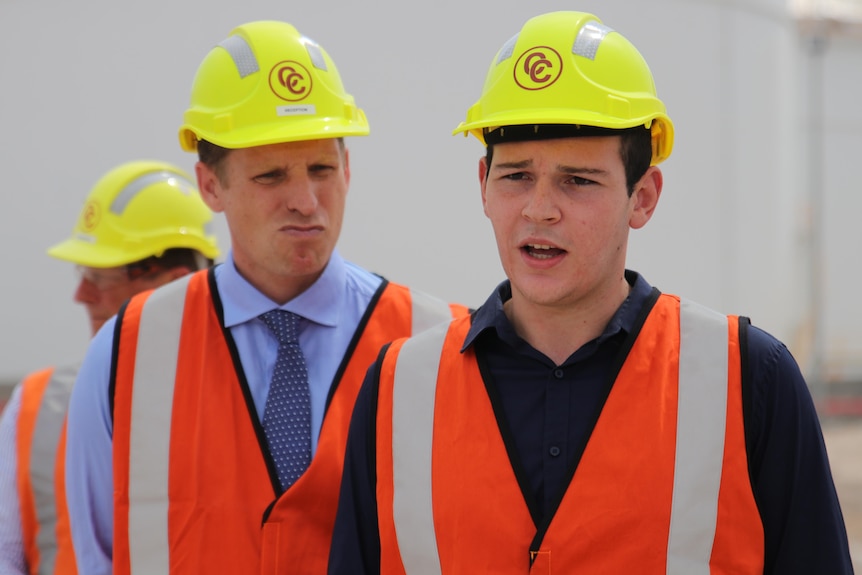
[111,268,469,574]
[376,294,764,574]
[16,365,79,575]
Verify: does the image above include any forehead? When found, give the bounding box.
[229,138,344,166]
[79,264,127,276]
[491,135,623,166]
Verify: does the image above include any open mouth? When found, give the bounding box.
[523,243,565,260]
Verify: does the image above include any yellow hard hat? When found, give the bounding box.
[453,11,674,165]
[179,20,369,151]
[47,160,220,268]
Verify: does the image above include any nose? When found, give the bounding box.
[286,176,319,216]
[521,183,561,224]
[73,277,100,305]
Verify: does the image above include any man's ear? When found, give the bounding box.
[342,147,351,191]
[629,166,663,230]
[479,156,490,217]
[195,161,225,213]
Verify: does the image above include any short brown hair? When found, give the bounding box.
[483,125,652,196]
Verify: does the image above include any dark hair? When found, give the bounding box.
[196,139,232,185]
[197,137,348,186]
[126,248,213,280]
[483,125,653,196]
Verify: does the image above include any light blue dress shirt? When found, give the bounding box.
[65,250,382,575]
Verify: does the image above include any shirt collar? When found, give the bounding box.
[462,270,654,352]
[218,249,346,329]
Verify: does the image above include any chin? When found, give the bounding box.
[513,281,569,307]
[89,319,106,335]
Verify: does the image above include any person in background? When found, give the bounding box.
[0,160,219,575]
[64,20,469,575]
[328,11,854,574]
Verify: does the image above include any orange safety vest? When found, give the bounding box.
[111,268,468,574]
[375,294,764,574]
[16,366,78,575]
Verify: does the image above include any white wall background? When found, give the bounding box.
[1,0,860,386]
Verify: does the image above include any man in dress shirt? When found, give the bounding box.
[64,19,468,575]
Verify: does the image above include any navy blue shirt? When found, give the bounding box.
[329,272,853,574]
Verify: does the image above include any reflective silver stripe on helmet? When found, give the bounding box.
[303,37,328,72]
[110,170,195,215]
[30,364,77,573]
[496,33,519,64]
[572,21,613,60]
[220,34,260,78]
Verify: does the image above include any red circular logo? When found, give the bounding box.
[80,201,100,232]
[514,46,563,90]
[269,60,313,102]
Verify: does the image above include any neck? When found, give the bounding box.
[233,259,321,306]
[504,275,631,365]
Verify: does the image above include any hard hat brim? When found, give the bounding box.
[179,112,369,152]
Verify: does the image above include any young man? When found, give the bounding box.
[328,11,854,574]
[64,20,468,575]
[0,160,219,575]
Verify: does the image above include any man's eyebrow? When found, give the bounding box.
[494,159,609,176]
[558,165,608,176]
[493,159,533,170]
[255,167,287,175]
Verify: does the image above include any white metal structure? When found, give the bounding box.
[0,0,860,389]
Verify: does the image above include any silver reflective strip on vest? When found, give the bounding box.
[408,289,454,334]
[127,274,192,573]
[666,299,729,574]
[30,364,77,575]
[391,321,449,575]
[110,170,196,215]
[390,298,730,571]
[572,21,613,60]
[219,34,259,78]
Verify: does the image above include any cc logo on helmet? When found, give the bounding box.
[80,201,101,232]
[514,46,563,91]
[269,60,313,102]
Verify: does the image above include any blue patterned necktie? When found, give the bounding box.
[259,309,312,490]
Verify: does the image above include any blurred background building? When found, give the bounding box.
[2,0,860,567]
[2,0,860,396]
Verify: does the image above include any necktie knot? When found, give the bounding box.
[259,309,301,347]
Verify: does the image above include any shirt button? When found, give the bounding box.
[553,368,564,379]
[549,446,561,457]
